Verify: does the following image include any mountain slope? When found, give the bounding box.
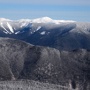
[0,38,90,89]
[0,17,74,34]
[0,38,61,82]
[0,17,90,51]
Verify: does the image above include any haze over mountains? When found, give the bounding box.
[0,17,90,89]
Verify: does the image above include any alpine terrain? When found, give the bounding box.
[0,17,90,90]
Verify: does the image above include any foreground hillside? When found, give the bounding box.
[0,37,61,81]
[0,80,70,90]
[0,38,90,89]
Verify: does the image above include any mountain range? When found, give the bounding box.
[0,17,90,51]
[0,17,90,89]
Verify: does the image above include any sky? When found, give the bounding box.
[0,0,90,22]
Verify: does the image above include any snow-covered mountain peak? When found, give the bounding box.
[31,17,75,24]
[0,17,76,35]
[19,17,76,24]
[0,17,76,23]
[0,18,11,22]
[41,17,52,20]
[32,17,53,23]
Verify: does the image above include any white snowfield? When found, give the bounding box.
[7,22,14,33]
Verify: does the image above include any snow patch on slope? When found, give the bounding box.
[7,22,14,33]
[15,31,20,34]
[0,22,9,34]
[20,22,30,28]
[20,23,27,28]
[36,26,41,31]
[40,31,46,35]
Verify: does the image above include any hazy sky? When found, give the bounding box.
[0,0,90,22]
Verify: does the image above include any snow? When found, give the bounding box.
[31,32,33,34]
[14,28,16,30]
[0,17,75,25]
[54,20,75,24]
[0,18,11,21]
[0,17,76,35]
[3,31,8,34]
[40,31,46,35]
[15,31,20,34]
[32,17,53,23]
[36,26,41,31]
[0,23,10,34]
[19,17,75,24]
[71,23,90,35]
[30,17,75,24]
[7,22,14,33]
[20,22,28,28]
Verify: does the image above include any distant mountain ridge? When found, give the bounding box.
[0,17,90,51]
[0,17,75,34]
